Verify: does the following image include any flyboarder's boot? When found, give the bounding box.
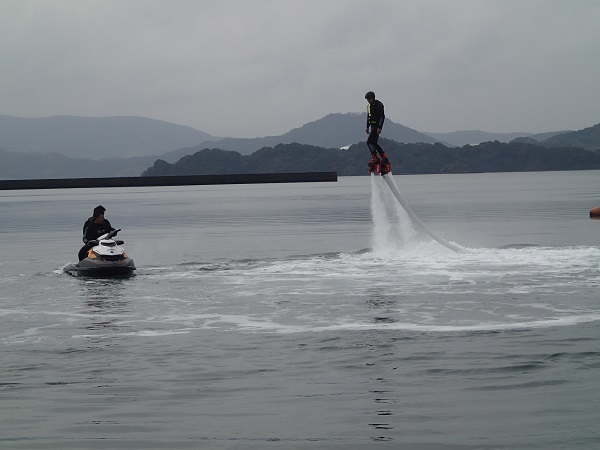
[380,153,391,175]
[368,154,380,174]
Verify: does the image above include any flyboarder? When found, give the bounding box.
[364,91,391,175]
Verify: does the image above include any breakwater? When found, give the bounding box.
[0,172,337,190]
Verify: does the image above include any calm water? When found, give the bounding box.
[1,171,599,449]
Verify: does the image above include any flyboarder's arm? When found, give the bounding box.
[377,101,385,131]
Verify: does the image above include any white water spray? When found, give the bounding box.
[371,172,463,253]
[370,174,418,254]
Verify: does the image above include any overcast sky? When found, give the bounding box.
[1,0,599,137]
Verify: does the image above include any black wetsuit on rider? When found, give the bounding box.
[366,97,385,158]
[78,206,115,261]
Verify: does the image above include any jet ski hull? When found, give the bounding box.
[64,258,136,278]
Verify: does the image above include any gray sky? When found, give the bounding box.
[2,0,599,137]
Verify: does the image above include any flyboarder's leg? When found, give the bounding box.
[367,131,381,173]
[379,151,391,175]
[367,128,392,174]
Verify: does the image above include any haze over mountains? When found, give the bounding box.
[0,115,217,159]
[0,113,598,179]
[162,113,439,161]
[424,130,568,147]
[0,113,437,161]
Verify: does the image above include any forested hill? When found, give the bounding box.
[142,140,600,177]
[541,123,600,150]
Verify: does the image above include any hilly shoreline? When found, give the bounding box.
[1,114,598,180]
[142,140,600,178]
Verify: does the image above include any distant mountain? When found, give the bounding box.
[0,147,155,179]
[424,130,569,147]
[282,113,439,147]
[540,123,600,150]
[143,139,600,177]
[0,115,217,160]
[4,112,598,179]
[161,113,439,161]
[531,130,573,142]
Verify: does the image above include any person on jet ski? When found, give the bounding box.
[78,205,116,261]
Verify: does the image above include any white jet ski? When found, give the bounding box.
[64,229,136,277]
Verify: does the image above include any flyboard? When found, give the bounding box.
[374,167,463,252]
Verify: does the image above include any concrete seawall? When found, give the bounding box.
[0,172,337,190]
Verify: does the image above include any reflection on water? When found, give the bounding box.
[362,331,399,443]
[79,279,130,332]
[369,382,396,442]
[367,289,399,325]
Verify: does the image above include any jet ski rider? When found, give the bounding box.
[78,205,116,261]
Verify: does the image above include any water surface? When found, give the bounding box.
[1,171,599,449]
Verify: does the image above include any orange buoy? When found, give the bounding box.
[590,206,600,218]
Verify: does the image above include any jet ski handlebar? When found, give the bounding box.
[87,229,123,247]
[106,229,121,239]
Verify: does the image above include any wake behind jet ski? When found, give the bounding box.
[64,229,135,277]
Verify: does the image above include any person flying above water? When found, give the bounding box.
[78,205,116,261]
[365,91,391,174]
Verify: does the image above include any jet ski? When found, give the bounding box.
[64,229,135,277]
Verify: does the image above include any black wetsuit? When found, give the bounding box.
[78,217,115,261]
[366,99,385,157]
